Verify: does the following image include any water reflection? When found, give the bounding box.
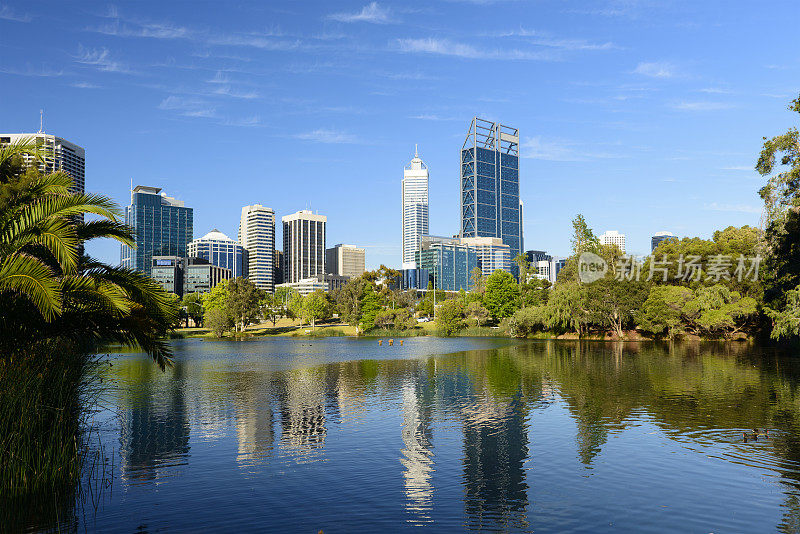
[91,338,800,533]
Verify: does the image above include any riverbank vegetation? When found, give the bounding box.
[0,139,180,512]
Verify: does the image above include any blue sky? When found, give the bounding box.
[2,0,798,266]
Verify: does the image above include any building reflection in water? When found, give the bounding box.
[118,361,191,481]
[461,390,529,531]
[232,373,275,465]
[400,375,435,524]
[276,367,328,460]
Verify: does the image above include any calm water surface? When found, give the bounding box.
[61,339,800,531]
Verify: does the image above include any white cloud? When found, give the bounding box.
[224,115,262,127]
[396,38,554,60]
[0,4,31,22]
[75,46,135,74]
[673,101,733,111]
[329,2,393,24]
[92,20,190,39]
[71,81,100,89]
[496,28,618,51]
[721,165,754,171]
[0,65,63,77]
[703,202,761,214]
[633,61,676,78]
[698,87,731,94]
[211,85,259,99]
[521,136,628,161]
[294,129,359,144]
[158,96,216,118]
[410,114,460,121]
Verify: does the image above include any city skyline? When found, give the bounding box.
[2,1,790,267]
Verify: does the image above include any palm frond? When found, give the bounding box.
[0,253,61,320]
[74,220,135,248]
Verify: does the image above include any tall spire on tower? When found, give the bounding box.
[415,143,418,158]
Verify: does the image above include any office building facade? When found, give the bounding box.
[0,133,85,194]
[282,210,326,284]
[460,118,523,268]
[402,147,429,268]
[600,230,626,254]
[239,205,275,292]
[651,231,676,252]
[121,186,193,276]
[326,244,366,278]
[460,236,512,276]
[414,236,477,292]
[188,229,246,278]
[274,250,284,285]
[151,256,185,296]
[184,258,231,294]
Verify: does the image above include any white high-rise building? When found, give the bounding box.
[600,230,626,254]
[282,210,326,283]
[402,146,429,268]
[239,205,275,292]
[0,132,85,194]
[459,236,512,276]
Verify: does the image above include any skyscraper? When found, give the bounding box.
[282,210,326,283]
[326,244,366,278]
[460,118,522,269]
[600,230,626,254]
[651,231,676,252]
[239,205,275,292]
[402,146,429,268]
[188,229,246,278]
[121,186,193,276]
[0,133,85,194]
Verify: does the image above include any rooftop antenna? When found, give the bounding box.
[415,143,418,158]
[38,109,43,134]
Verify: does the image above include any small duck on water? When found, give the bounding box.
[742,429,769,443]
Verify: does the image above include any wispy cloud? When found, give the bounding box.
[721,165,754,171]
[672,101,733,111]
[75,46,135,74]
[210,85,258,99]
[410,114,460,121]
[0,65,64,77]
[495,28,618,51]
[633,61,676,78]
[294,129,359,144]
[698,87,732,94]
[521,137,628,161]
[0,4,31,22]
[158,96,216,118]
[224,115,262,127]
[396,38,555,60]
[92,20,190,39]
[329,2,393,24]
[71,81,100,89]
[703,202,761,214]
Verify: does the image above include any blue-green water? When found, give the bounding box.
[57,339,800,531]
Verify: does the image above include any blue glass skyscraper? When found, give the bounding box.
[460,118,523,271]
[121,186,193,276]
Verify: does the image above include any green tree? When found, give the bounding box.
[465,301,490,327]
[483,269,520,320]
[302,289,329,329]
[359,285,382,332]
[637,285,693,338]
[182,293,204,327]
[514,254,530,282]
[571,214,600,256]
[545,282,589,335]
[586,279,650,338]
[470,266,486,295]
[767,284,800,340]
[508,306,548,337]
[756,94,800,337]
[205,308,228,338]
[520,277,551,307]
[435,298,465,336]
[225,278,263,332]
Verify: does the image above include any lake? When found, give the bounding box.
[37,338,800,531]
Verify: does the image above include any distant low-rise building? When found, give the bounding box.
[414,236,477,292]
[151,256,185,297]
[276,273,350,296]
[460,236,511,276]
[184,257,231,294]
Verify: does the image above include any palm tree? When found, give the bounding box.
[0,137,178,367]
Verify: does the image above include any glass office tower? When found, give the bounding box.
[460,118,522,272]
[188,229,246,278]
[121,186,193,276]
[414,236,477,291]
